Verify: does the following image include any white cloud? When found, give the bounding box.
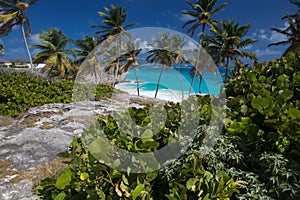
[255,22,288,44]
[254,48,282,56]
[178,14,195,22]
[269,31,287,44]
[183,40,198,50]
[29,34,40,44]
[134,38,152,51]
[243,44,254,50]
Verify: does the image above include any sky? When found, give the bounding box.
[0,0,298,62]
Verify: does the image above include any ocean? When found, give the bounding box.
[115,64,225,102]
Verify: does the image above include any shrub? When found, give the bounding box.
[0,72,117,116]
[36,96,244,199]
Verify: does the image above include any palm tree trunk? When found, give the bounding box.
[196,24,206,94]
[225,57,230,82]
[134,68,140,96]
[113,35,121,86]
[21,22,33,73]
[189,67,195,94]
[198,74,203,93]
[155,65,164,98]
[177,66,184,100]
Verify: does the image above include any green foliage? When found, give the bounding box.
[225,53,300,156]
[225,53,300,199]
[36,54,300,199]
[0,72,117,116]
[36,96,243,199]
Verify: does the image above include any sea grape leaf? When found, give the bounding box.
[55,170,72,190]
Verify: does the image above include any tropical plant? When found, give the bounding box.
[0,0,37,70]
[91,5,138,85]
[170,34,189,100]
[72,35,97,65]
[32,28,73,79]
[181,0,227,38]
[91,5,138,43]
[146,32,176,98]
[0,43,3,54]
[268,1,300,56]
[182,0,227,91]
[202,19,257,81]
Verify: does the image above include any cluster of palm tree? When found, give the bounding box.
[1,0,299,97]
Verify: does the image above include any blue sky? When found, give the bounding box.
[0,0,298,62]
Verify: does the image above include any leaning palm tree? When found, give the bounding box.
[268,10,300,56]
[146,32,176,98]
[72,35,97,65]
[117,49,142,96]
[32,28,73,79]
[91,5,138,85]
[202,19,257,81]
[0,0,37,70]
[181,0,227,92]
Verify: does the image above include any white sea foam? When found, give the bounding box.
[115,82,190,102]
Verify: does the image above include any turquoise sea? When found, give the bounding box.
[116,65,225,102]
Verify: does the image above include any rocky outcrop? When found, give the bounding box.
[0,93,165,200]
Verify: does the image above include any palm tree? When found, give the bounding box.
[202,19,257,81]
[91,5,138,43]
[181,0,227,92]
[268,9,300,56]
[0,0,37,70]
[72,35,97,65]
[290,0,300,7]
[182,0,227,38]
[91,5,138,85]
[170,34,189,100]
[32,28,73,79]
[118,49,142,96]
[0,43,3,54]
[146,32,176,98]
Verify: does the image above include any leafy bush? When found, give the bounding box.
[0,72,118,116]
[225,53,300,157]
[36,96,243,199]
[225,53,300,199]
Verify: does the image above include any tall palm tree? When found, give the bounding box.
[268,9,300,56]
[32,28,73,79]
[146,32,176,98]
[181,0,227,38]
[91,5,138,43]
[181,0,227,92]
[170,34,189,100]
[0,0,37,70]
[72,35,97,65]
[91,5,138,85]
[202,19,257,81]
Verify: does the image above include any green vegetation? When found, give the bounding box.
[0,0,300,199]
[0,72,117,116]
[36,49,300,200]
[0,0,37,69]
[32,28,74,79]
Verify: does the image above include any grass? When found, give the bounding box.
[10,160,68,191]
[0,160,20,180]
[0,116,14,127]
